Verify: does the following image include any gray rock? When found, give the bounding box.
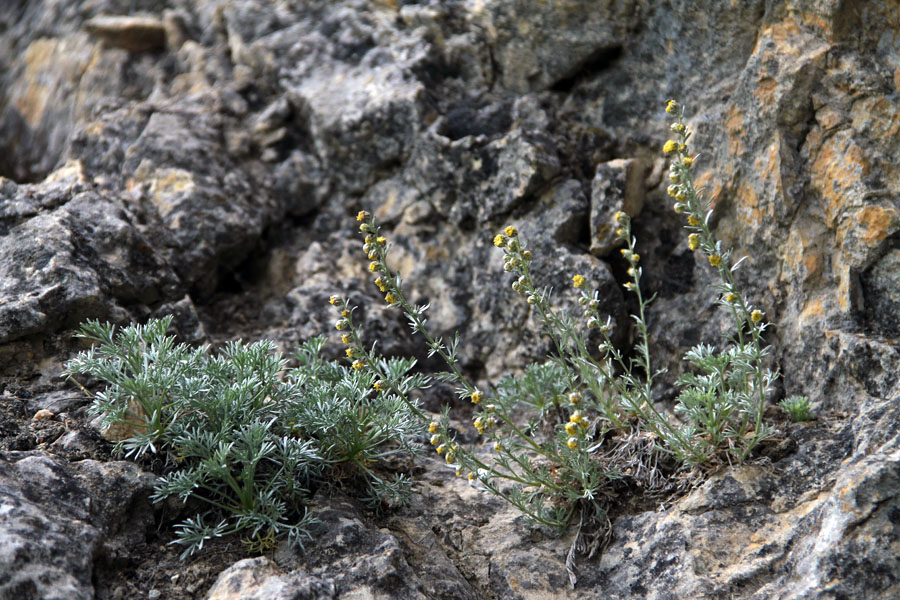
[0,453,156,600]
[470,0,644,93]
[861,248,900,338]
[270,495,480,600]
[0,173,182,344]
[206,558,335,600]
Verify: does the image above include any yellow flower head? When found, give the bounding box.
[430,434,440,446]
[504,226,518,237]
[352,359,365,371]
[688,233,700,251]
[336,319,348,331]
[522,250,532,261]
[329,295,340,305]
[663,140,679,154]
[683,156,694,167]
[374,277,387,292]
[385,292,397,304]
[493,442,502,452]
[751,309,764,323]
[569,392,581,405]
[428,422,438,433]
[369,261,380,272]
[376,236,386,244]
[688,216,701,226]
[359,223,372,233]
[341,334,352,344]
[436,444,446,455]
[374,380,386,391]
[567,437,578,450]
[445,452,455,464]
[726,293,739,303]
[493,234,506,248]
[470,391,482,404]
[615,228,625,237]
[467,472,476,481]
[565,422,578,436]
[572,274,585,288]
[666,99,679,114]
[341,309,349,317]
[570,410,584,424]
[667,184,679,197]
[671,122,686,133]
[709,254,722,267]
[614,211,629,225]
[357,210,368,222]
[345,347,357,359]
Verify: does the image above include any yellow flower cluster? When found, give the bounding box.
[688,233,700,251]
[572,274,585,288]
[473,415,496,435]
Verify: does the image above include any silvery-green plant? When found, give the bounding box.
[779,395,813,422]
[64,317,425,558]
[344,101,792,547]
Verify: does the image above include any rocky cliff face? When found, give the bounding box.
[1,1,899,598]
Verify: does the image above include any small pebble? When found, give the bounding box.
[148,589,161,600]
[33,409,54,421]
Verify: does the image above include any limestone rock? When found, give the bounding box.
[206,558,335,600]
[469,0,644,92]
[0,453,156,600]
[0,173,182,345]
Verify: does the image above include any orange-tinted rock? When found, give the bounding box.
[84,16,167,52]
